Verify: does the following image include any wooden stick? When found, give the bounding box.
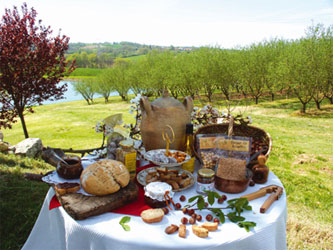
[260,187,283,213]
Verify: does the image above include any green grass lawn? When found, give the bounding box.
[1,94,332,249]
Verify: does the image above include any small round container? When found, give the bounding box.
[144,182,174,208]
[196,168,215,194]
[56,155,83,179]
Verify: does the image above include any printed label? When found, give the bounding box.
[125,152,137,173]
[199,137,249,152]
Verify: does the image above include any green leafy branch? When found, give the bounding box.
[185,191,256,232]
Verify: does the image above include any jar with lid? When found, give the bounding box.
[196,168,215,194]
[116,139,137,181]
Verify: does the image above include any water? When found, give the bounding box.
[42,81,119,105]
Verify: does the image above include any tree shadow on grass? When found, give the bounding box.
[0,154,33,169]
[291,106,333,119]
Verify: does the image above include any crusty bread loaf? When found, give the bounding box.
[80,159,130,196]
[140,208,164,223]
[201,222,218,231]
[192,225,209,238]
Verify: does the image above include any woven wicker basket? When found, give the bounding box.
[194,123,272,167]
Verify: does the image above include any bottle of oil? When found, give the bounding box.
[182,123,195,173]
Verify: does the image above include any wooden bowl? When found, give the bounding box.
[194,123,272,168]
[214,169,253,194]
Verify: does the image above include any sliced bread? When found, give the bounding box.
[141,208,164,223]
[201,222,219,231]
[192,225,209,238]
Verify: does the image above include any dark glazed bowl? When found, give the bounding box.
[215,168,253,194]
[56,155,83,179]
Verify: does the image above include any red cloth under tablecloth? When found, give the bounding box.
[49,163,155,216]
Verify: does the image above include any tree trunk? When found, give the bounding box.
[84,98,90,105]
[120,94,127,101]
[255,96,259,104]
[301,103,307,113]
[271,93,275,102]
[315,100,321,110]
[222,89,230,101]
[18,111,29,138]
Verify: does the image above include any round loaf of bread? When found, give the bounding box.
[80,159,130,196]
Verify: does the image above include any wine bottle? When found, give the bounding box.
[182,123,195,173]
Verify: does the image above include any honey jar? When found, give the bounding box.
[116,139,137,181]
[196,168,215,194]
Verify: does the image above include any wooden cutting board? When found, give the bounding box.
[53,181,139,220]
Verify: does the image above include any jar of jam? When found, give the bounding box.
[196,168,215,194]
[116,139,137,182]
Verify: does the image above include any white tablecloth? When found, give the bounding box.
[23,168,287,250]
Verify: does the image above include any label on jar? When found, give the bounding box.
[125,152,137,179]
[196,182,215,194]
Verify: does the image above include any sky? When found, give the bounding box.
[1,0,332,48]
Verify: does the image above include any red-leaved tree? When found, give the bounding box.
[0,3,75,138]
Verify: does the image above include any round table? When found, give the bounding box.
[23,165,287,250]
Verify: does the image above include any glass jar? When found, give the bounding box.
[116,139,137,181]
[196,168,215,194]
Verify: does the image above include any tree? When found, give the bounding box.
[0,3,75,138]
[73,79,96,105]
[95,73,114,103]
[103,58,131,101]
[304,23,329,110]
[194,47,218,102]
[279,40,314,113]
[174,51,201,99]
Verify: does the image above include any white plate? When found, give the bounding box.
[136,167,195,192]
[144,149,191,167]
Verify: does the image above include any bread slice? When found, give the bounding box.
[178,224,186,238]
[192,225,209,238]
[55,182,80,195]
[201,222,218,231]
[141,208,164,223]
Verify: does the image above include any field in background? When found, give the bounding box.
[1,95,332,249]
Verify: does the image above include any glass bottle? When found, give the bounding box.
[116,139,137,182]
[182,123,195,173]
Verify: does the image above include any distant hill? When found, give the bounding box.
[66,42,195,68]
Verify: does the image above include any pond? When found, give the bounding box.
[42,81,119,105]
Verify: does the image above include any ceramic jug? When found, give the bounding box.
[140,90,193,151]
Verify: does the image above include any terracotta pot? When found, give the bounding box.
[140,90,193,151]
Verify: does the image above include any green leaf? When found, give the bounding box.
[197,196,205,210]
[121,224,131,231]
[119,216,131,224]
[188,195,201,203]
[219,212,225,223]
[238,221,256,232]
[213,192,222,199]
[227,212,245,223]
[244,205,252,211]
[209,208,226,224]
[208,192,215,205]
